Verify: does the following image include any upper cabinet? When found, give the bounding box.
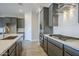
[40,7,49,34]
[0,17,4,27]
[49,3,58,27]
[17,18,24,28]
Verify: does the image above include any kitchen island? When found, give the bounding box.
[0,34,23,56]
[40,34,79,56]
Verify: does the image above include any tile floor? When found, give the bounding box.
[22,40,47,56]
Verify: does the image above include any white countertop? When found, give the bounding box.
[0,34,23,56]
[44,34,79,51]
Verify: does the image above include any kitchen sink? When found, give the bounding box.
[2,36,17,40]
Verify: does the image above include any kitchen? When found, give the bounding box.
[0,3,79,56]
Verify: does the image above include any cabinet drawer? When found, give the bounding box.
[48,38,63,49]
[64,51,71,56]
[44,38,48,53]
[48,41,63,56]
[64,45,79,56]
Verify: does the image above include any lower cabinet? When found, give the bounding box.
[2,36,23,56]
[16,36,23,56]
[40,35,79,56]
[2,51,9,56]
[9,43,16,56]
[64,45,79,56]
[48,41,63,56]
[43,37,48,54]
[40,34,44,48]
[10,49,16,56]
[64,51,71,56]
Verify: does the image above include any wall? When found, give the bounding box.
[24,10,40,42]
[53,4,79,38]
[25,12,32,41]
[32,11,39,41]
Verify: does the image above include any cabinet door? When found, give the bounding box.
[40,34,44,48]
[10,49,16,56]
[9,43,16,56]
[40,39,44,48]
[2,51,9,56]
[40,7,49,34]
[16,36,23,56]
[49,4,58,27]
[64,45,79,56]
[44,38,48,53]
[64,51,71,56]
[40,9,44,33]
[48,41,62,56]
[18,42,22,56]
[49,4,53,27]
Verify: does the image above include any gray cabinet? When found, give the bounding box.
[64,45,79,56]
[0,17,4,27]
[40,33,44,48]
[16,36,23,56]
[2,36,23,56]
[17,18,24,28]
[0,17,4,34]
[40,7,49,34]
[2,51,9,56]
[41,35,79,56]
[8,43,16,56]
[2,43,16,56]
[44,36,48,54]
[49,3,58,27]
[48,41,63,56]
[64,51,71,56]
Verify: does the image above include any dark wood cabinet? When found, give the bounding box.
[40,7,49,34]
[10,48,16,56]
[64,51,71,56]
[2,36,23,56]
[16,36,23,56]
[40,35,79,56]
[40,34,44,48]
[49,3,58,27]
[8,43,16,56]
[2,51,9,56]
[17,18,24,28]
[2,43,16,56]
[48,41,63,56]
[64,45,79,56]
[43,36,48,54]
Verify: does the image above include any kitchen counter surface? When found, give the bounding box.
[44,34,79,51]
[0,34,23,56]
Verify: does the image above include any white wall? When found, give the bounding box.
[54,4,79,38]
[25,12,32,41]
[24,10,40,42]
[32,11,39,41]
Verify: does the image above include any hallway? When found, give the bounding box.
[22,40,47,56]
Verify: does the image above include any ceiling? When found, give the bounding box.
[0,3,50,18]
